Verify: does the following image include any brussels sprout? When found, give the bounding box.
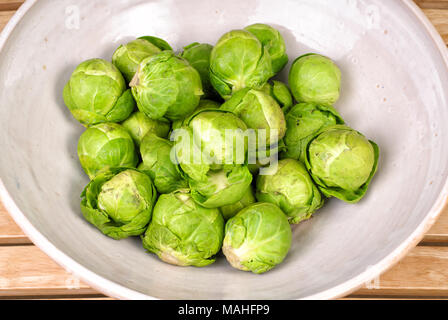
[138,36,173,51]
[221,88,286,147]
[139,133,188,194]
[121,111,170,147]
[256,159,323,224]
[248,139,285,175]
[189,165,253,208]
[210,30,274,99]
[112,36,172,83]
[283,103,344,162]
[244,23,288,73]
[81,168,157,239]
[130,51,203,121]
[180,43,218,99]
[261,80,294,113]
[77,123,138,179]
[174,110,248,181]
[305,125,379,203]
[220,186,256,220]
[289,53,341,105]
[142,189,224,267]
[171,99,221,131]
[223,203,291,274]
[63,59,135,126]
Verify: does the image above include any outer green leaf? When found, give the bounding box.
[223,203,292,274]
[112,37,167,83]
[142,190,224,267]
[261,80,294,113]
[304,125,379,203]
[256,159,323,224]
[244,23,288,73]
[283,102,344,162]
[210,30,274,99]
[81,168,157,239]
[139,133,188,194]
[63,59,134,126]
[189,165,253,208]
[221,88,286,146]
[220,186,256,220]
[171,99,221,131]
[289,53,341,105]
[173,109,248,180]
[77,123,138,179]
[130,51,203,121]
[122,111,170,147]
[180,43,219,99]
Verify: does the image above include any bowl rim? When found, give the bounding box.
[1,0,448,300]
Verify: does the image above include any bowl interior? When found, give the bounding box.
[1,0,448,299]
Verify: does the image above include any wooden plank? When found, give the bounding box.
[0,1,23,12]
[353,246,448,297]
[425,207,448,243]
[0,244,448,298]
[423,9,448,44]
[0,10,14,32]
[0,246,98,297]
[0,202,30,245]
[416,0,448,9]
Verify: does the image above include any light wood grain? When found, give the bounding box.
[416,0,448,9]
[423,9,448,43]
[0,1,22,12]
[0,245,99,297]
[353,246,448,297]
[0,244,448,298]
[425,209,448,243]
[0,10,14,32]
[0,202,30,245]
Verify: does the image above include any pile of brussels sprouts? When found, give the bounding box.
[63,24,379,274]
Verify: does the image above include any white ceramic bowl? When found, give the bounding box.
[1,0,448,300]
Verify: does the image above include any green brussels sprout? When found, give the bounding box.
[210,30,274,99]
[289,53,341,105]
[112,36,172,83]
[77,123,138,179]
[221,88,286,147]
[248,139,285,175]
[256,159,323,224]
[223,203,292,274]
[283,103,344,162]
[220,186,256,220]
[244,23,288,73]
[142,189,224,267]
[63,59,135,126]
[139,133,188,194]
[305,125,379,203]
[173,110,248,181]
[189,165,253,208]
[171,99,221,131]
[138,36,173,51]
[180,43,218,99]
[121,111,170,147]
[81,168,157,239]
[261,80,294,113]
[130,51,203,121]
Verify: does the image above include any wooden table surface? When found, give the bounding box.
[1,0,448,300]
